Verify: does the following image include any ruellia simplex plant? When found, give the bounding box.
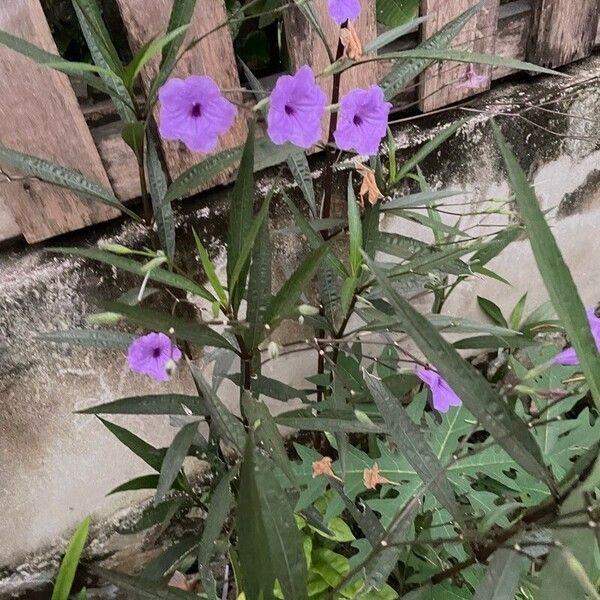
[2,1,600,598]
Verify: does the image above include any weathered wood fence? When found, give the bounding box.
[0,0,599,243]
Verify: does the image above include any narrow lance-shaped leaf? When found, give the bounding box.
[156,421,199,503]
[347,176,363,278]
[104,302,235,351]
[187,361,245,452]
[363,370,467,530]
[165,145,243,202]
[192,228,228,306]
[494,122,600,411]
[39,328,134,349]
[473,549,525,600]
[362,250,555,490]
[150,0,198,101]
[78,394,206,415]
[51,247,213,302]
[147,128,176,261]
[265,243,329,325]
[287,151,316,215]
[237,433,308,600]
[227,121,256,313]
[51,517,90,600]
[0,147,139,220]
[379,3,481,100]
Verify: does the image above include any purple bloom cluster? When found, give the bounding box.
[128,332,182,381]
[416,368,462,413]
[158,68,390,155]
[553,307,600,366]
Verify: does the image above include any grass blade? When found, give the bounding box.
[51,517,90,600]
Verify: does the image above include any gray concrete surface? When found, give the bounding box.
[1,53,600,585]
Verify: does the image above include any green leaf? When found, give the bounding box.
[473,549,524,600]
[393,121,464,184]
[265,243,329,325]
[245,218,272,352]
[72,0,123,76]
[150,0,198,100]
[188,362,245,452]
[156,421,198,503]
[379,3,480,101]
[229,188,272,304]
[51,517,90,600]
[493,122,600,411]
[108,475,160,495]
[281,192,346,277]
[99,417,165,471]
[362,250,554,489]
[39,328,134,348]
[0,146,139,220]
[510,293,528,331]
[92,566,197,599]
[191,228,227,306]
[72,3,134,121]
[142,535,201,581]
[79,394,206,415]
[381,189,464,211]
[227,122,256,312]
[104,302,235,351]
[197,468,237,595]
[237,434,308,600]
[242,392,297,484]
[380,48,560,77]
[52,247,213,301]
[123,26,188,91]
[347,177,363,278]
[0,28,126,104]
[287,152,316,215]
[363,370,467,529]
[478,296,508,328]
[147,128,176,261]
[376,0,419,27]
[453,335,536,350]
[164,145,243,202]
[121,121,145,161]
[470,226,522,266]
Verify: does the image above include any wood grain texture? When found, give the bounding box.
[528,0,600,68]
[116,0,247,185]
[493,0,531,79]
[419,0,500,112]
[0,0,117,243]
[283,0,378,139]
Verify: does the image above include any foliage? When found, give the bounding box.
[3,3,600,600]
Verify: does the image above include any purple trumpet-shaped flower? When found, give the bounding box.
[158,76,237,153]
[416,368,462,413]
[553,308,600,366]
[457,65,488,90]
[334,85,392,155]
[128,332,182,382]
[328,0,361,25]
[267,66,326,149]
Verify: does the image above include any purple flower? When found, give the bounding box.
[128,332,182,381]
[267,66,326,149]
[158,76,237,153]
[328,0,361,25]
[553,308,600,366]
[416,368,462,413]
[457,65,488,90]
[334,85,392,155]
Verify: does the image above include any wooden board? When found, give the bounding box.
[528,0,600,68]
[0,0,117,243]
[283,0,379,139]
[419,0,500,112]
[116,0,247,185]
[492,0,531,80]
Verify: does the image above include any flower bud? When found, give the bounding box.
[267,341,282,360]
[298,304,320,316]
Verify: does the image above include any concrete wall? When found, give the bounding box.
[1,54,600,578]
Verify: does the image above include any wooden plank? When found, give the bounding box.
[116,0,247,185]
[493,0,531,79]
[528,0,600,68]
[419,0,500,112]
[0,0,118,243]
[283,0,379,139]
